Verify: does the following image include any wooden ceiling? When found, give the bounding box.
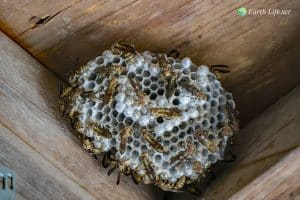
[1,0,299,125]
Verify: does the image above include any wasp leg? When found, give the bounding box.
[107,165,117,176]
[116,171,121,185]
[102,152,110,168]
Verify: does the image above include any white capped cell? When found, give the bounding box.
[181,57,192,69]
[124,107,134,117]
[115,102,126,113]
[102,50,113,60]
[115,92,126,102]
[149,65,160,76]
[139,115,150,126]
[189,109,199,118]
[197,65,210,76]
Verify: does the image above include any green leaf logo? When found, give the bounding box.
[238,7,247,16]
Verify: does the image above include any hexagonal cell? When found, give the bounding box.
[135,76,143,82]
[157,88,165,96]
[150,93,158,100]
[150,83,158,91]
[143,70,151,77]
[143,79,151,87]
[112,56,121,64]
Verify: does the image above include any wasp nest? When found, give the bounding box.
[59,43,239,192]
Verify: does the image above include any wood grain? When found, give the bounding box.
[0,31,161,200]
[229,147,300,200]
[168,85,300,200]
[0,123,96,200]
[0,0,299,125]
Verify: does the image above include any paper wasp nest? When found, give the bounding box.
[59,44,239,192]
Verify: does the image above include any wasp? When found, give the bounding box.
[59,86,73,112]
[87,121,112,138]
[225,103,239,134]
[59,87,84,117]
[156,53,179,98]
[119,126,133,154]
[81,90,98,100]
[82,138,93,150]
[90,147,103,155]
[128,76,147,105]
[219,125,233,137]
[165,73,178,99]
[99,64,127,77]
[111,43,138,62]
[141,153,155,181]
[102,151,111,168]
[103,75,119,105]
[69,65,90,86]
[149,107,181,119]
[107,159,130,185]
[194,129,209,146]
[206,139,220,152]
[131,170,142,184]
[209,64,230,74]
[157,53,173,78]
[141,128,165,153]
[175,176,186,190]
[170,142,196,167]
[179,80,207,100]
[192,161,203,176]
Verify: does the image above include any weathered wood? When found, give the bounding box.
[0,124,96,200]
[168,85,300,200]
[0,0,299,125]
[0,31,161,200]
[229,147,300,200]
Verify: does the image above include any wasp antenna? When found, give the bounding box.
[107,165,117,176]
[210,64,229,68]
[131,171,139,185]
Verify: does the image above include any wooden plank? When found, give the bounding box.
[0,31,161,200]
[0,123,96,200]
[0,0,299,125]
[229,147,300,200]
[167,85,300,200]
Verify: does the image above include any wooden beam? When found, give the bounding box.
[0,31,161,200]
[0,0,299,125]
[0,123,95,200]
[229,147,300,200]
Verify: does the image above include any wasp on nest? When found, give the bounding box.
[59,42,239,192]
